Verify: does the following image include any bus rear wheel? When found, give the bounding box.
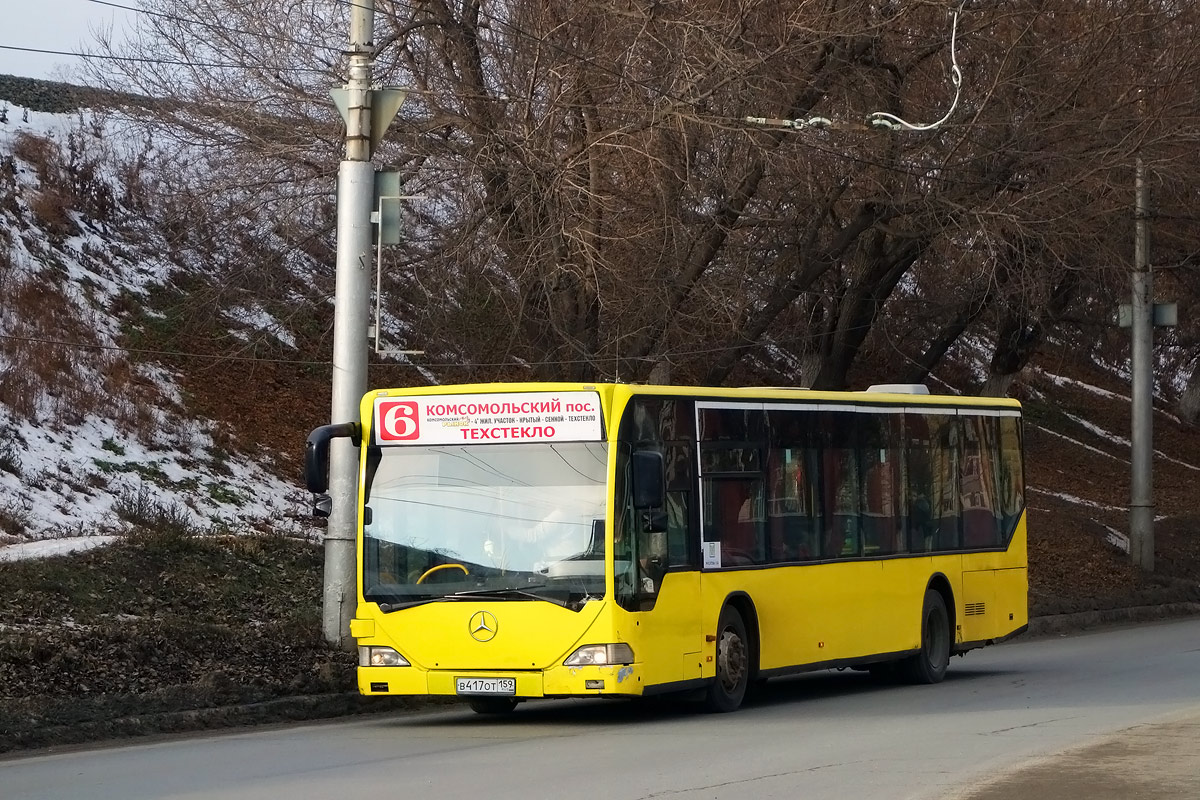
[468,697,518,715]
[902,589,950,684]
[705,606,750,713]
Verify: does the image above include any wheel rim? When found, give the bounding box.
[717,627,747,693]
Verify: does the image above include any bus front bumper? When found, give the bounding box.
[357,662,646,698]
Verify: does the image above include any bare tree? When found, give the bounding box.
[81,0,1200,394]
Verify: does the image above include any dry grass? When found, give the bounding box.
[27,187,79,237]
[0,272,167,441]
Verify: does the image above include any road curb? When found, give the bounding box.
[5,607,1199,755]
[0,693,452,756]
[1027,602,1200,637]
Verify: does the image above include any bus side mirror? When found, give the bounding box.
[313,494,333,518]
[304,421,360,494]
[631,450,665,510]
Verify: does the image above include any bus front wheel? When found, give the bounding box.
[705,606,750,713]
[903,589,950,684]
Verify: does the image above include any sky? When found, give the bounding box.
[0,0,134,81]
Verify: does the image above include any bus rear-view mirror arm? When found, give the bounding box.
[640,509,668,534]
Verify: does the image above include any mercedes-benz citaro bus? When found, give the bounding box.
[304,382,1027,714]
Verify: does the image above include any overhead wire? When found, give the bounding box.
[85,0,342,54]
[867,0,967,132]
[0,43,329,72]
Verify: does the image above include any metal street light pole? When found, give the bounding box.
[1130,157,1154,572]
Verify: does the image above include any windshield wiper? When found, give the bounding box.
[449,587,568,607]
[375,597,448,612]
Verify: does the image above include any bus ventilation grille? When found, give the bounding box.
[964,603,986,616]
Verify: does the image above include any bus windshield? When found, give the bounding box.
[363,442,610,610]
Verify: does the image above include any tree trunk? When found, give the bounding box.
[1179,363,1200,426]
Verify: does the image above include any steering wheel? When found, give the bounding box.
[415,563,469,584]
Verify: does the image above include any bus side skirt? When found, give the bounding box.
[755,649,920,681]
[641,677,712,697]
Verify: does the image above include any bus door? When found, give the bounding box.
[617,443,703,690]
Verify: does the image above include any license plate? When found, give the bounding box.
[455,677,516,696]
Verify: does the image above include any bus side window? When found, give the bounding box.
[904,414,936,553]
[821,412,861,559]
[622,398,698,571]
[932,415,962,551]
[766,445,818,563]
[665,490,690,565]
[859,413,905,556]
[663,442,694,567]
[997,415,1025,538]
[961,414,1002,548]
[702,475,766,565]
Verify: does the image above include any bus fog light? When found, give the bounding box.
[564,643,634,666]
[358,646,410,667]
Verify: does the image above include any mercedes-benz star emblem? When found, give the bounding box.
[468,611,498,642]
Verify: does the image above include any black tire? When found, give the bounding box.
[704,605,751,713]
[745,676,769,704]
[902,589,950,684]
[468,697,519,715]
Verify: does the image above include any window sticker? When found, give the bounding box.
[703,541,722,569]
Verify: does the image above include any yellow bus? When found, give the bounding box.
[305,382,1027,713]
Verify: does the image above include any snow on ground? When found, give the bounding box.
[1028,487,1125,514]
[0,103,313,544]
[0,536,117,562]
[225,303,299,350]
[1035,368,1128,403]
[1029,388,1200,472]
[1035,367,1185,425]
[0,406,309,539]
[1030,423,1127,464]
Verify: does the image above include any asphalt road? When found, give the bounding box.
[4,618,1199,800]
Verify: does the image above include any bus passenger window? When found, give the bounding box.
[703,477,766,565]
[928,415,961,551]
[961,414,1002,548]
[859,414,905,556]
[821,412,861,559]
[904,414,938,553]
[997,415,1025,538]
[767,446,819,563]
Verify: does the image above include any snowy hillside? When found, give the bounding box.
[0,104,313,546]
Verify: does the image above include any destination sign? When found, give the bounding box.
[373,391,604,445]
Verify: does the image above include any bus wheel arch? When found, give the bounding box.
[926,573,956,650]
[705,593,759,713]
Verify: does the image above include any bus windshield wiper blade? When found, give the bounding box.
[450,587,568,607]
[376,597,448,612]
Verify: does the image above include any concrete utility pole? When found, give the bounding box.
[1130,158,1154,572]
[323,1,377,648]
[323,2,408,648]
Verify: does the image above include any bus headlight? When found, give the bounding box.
[358,646,410,667]
[564,643,634,667]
